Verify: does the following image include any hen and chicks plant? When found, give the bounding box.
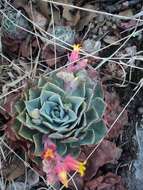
[1,7,31,40]
[49,26,76,53]
[4,45,107,187]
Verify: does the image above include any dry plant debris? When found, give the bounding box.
[0,0,143,189]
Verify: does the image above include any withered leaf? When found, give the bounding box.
[84,140,122,180]
[76,5,96,31]
[1,155,25,180]
[104,90,128,139]
[103,35,120,45]
[85,172,126,190]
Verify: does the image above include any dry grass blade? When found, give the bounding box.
[0,0,143,189]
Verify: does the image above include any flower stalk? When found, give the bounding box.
[42,138,86,187]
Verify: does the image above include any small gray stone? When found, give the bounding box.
[138,107,143,114]
[103,25,108,31]
[97,15,105,22]
[82,39,101,53]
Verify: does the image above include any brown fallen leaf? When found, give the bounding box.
[35,0,50,19]
[83,140,122,181]
[103,35,120,45]
[2,35,33,58]
[119,9,133,17]
[85,172,126,190]
[2,92,21,116]
[76,5,96,31]
[1,36,20,53]
[29,7,47,30]
[35,0,63,25]
[62,3,80,26]
[41,45,63,67]
[19,36,32,57]
[104,89,128,139]
[68,173,84,190]
[13,0,48,30]
[120,20,137,29]
[0,153,25,181]
[13,0,28,5]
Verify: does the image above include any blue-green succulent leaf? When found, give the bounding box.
[94,83,104,98]
[49,133,64,139]
[52,111,69,124]
[64,109,77,124]
[43,121,59,131]
[85,88,94,110]
[40,101,56,122]
[38,77,48,87]
[75,126,84,137]
[25,98,41,114]
[18,126,35,142]
[86,107,99,125]
[77,102,86,125]
[61,137,78,143]
[80,129,96,145]
[16,110,26,124]
[70,141,80,148]
[93,97,106,118]
[51,73,64,89]
[43,82,65,96]
[32,118,42,125]
[40,90,56,105]
[66,145,80,158]
[15,100,25,113]
[65,96,84,114]
[12,119,22,134]
[71,147,80,158]
[29,88,41,100]
[33,133,43,156]
[26,114,49,133]
[56,142,67,156]
[71,81,86,97]
[89,120,107,144]
[49,94,64,108]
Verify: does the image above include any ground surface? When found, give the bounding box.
[0,0,143,190]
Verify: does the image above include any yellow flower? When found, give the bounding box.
[58,170,68,187]
[77,162,86,176]
[56,165,68,187]
[42,148,55,160]
[73,44,81,52]
[64,155,86,176]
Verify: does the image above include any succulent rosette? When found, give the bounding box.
[49,26,75,53]
[12,70,106,160]
[1,7,31,40]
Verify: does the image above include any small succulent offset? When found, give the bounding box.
[49,26,75,53]
[1,7,31,40]
[11,68,106,160]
